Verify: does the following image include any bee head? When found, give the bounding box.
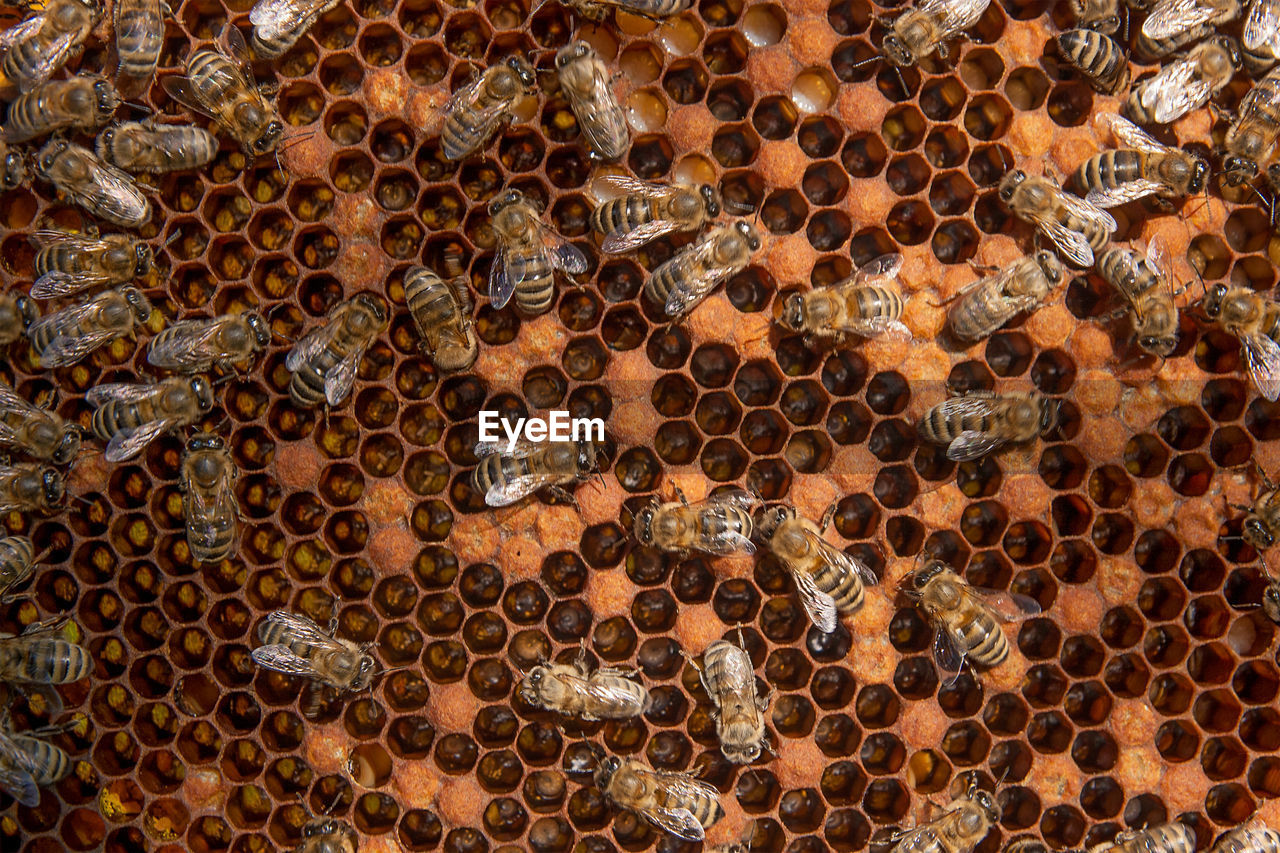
[1243,517,1275,550]
[997,169,1026,202]
[13,295,38,328]
[254,120,284,155]
[122,287,152,322]
[909,559,948,592]
[972,789,1001,822]
[507,55,537,89]
[699,184,721,216]
[1037,396,1060,434]
[556,40,591,68]
[1137,333,1177,358]
[574,439,599,473]
[351,653,377,691]
[1188,155,1210,194]
[93,79,118,113]
[1219,36,1243,69]
[518,665,547,701]
[1034,250,1063,284]
[52,425,82,466]
[1264,581,1280,620]
[593,756,622,788]
[723,742,761,763]
[633,503,656,544]
[191,377,216,411]
[735,221,761,251]
[755,504,796,539]
[245,311,272,347]
[880,35,913,67]
[187,432,225,453]
[134,242,154,276]
[1222,155,1258,186]
[2,149,26,189]
[1203,283,1229,318]
[489,189,524,215]
[780,293,807,331]
[35,139,67,177]
[41,468,65,506]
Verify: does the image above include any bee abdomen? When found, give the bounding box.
[850,285,904,321]
[442,90,502,161]
[2,638,91,682]
[811,561,866,614]
[289,347,344,408]
[12,736,71,784]
[1058,29,1130,93]
[188,515,236,562]
[92,402,141,441]
[116,3,163,77]
[1074,152,1143,192]
[920,407,983,443]
[961,614,1009,667]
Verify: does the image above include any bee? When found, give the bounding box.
[0,0,101,92]
[249,0,341,59]
[556,41,628,161]
[905,560,1041,672]
[1089,824,1196,853]
[1222,66,1280,185]
[1246,0,1280,64]
[948,251,1064,343]
[756,504,879,634]
[285,294,388,409]
[0,464,64,515]
[27,286,153,368]
[0,537,37,601]
[518,646,651,720]
[293,817,357,853]
[1202,282,1280,400]
[919,391,1058,461]
[633,485,758,556]
[0,723,73,807]
[96,121,219,174]
[180,432,238,564]
[30,229,153,299]
[162,26,283,156]
[590,175,721,253]
[1070,0,1152,33]
[1211,823,1280,853]
[114,0,165,94]
[4,75,119,144]
[779,253,912,343]
[1233,464,1280,558]
[1056,29,1130,94]
[880,0,992,66]
[1125,36,1240,125]
[34,139,151,229]
[998,170,1116,267]
[148,310,272,373]
[251,610,378,703]
[888,776,1001,853]
[471,438,600,507]
[1264,569,1280,622]
[0,293,38,346]
[440,56,537,162]
[488,189,589,316]
[646,221,761,320]
[594,755,723,841]
[1075,113,1209,209]
[1140,0,1241,54]
[684,628,771,764]
[88,375,216,462]
[0,141,27,190]
[0,380,81,464]
[0,618,92,686]
[404,266,478,374]
[552,0,693,22]
[1096,238,1181,357]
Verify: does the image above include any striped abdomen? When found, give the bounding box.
[11,735,71,784]
[808,554,866,614]
[115,0,163,81]
[508,252,556,314]
[590,196,660,236]
[848,285,904,322]
[471,452,532,498]
[950,281,1017,341]
[92,398,155,441]
[289,344,345,407]
[0,637,91,683]
[187,49,237,106]
[187,507,235,563]
[441,83,510,161]
[1058,29,1129,93]
[0,537,35,595]
[406,268,461,332]
[947,605,1008,666]
[1061,209,1112,254]
[1136,23,1211,58]
[920,406,989,445]
[1075,151,1144,194]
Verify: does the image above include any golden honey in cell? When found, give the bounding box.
[285,294,388,409]
[1056,28,1130,94]
[780,253,911,343]
[1223,65,1280,185]
[440,56,537,162]
[881,0,991,66]
[1202,282,1280,400]
[405,266,478,374]
[590,174,721,253]
[113,0,164,94]
[252,611,378,699]
[0,381,80,465]
[686,628,771,764]
[96,121,219,174]
[634,485,757,555]
[645,221,760,320]
[180,432,238,564]
[472,438,600,507]
[1096,239,1181,357]
[1125,36,1239,125]
[0,464,64,515]
[89,375,215,462]
[906,561,1041,671]
[0,293,37,346]
[518,649,651,720]
[4,75,118,143]
[948,250,1063,343]
[756,504,878,633]
[488,189,589,316]
[31,228,153,299]
[594,755,723,841]
[249,0,341,58]
[998,169,1115,267]
[0,0,100,92]
[34,139,151,229]
[555,40,628,161]
[889,777,1002,853]
[1075,113,1209,208]
[148,310,272,373]
[27,286,152,368]
[0,537,37,602]
[919,391,1057,461]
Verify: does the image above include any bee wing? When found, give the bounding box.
[917,0,990,32]
[1246,0,1280,56]
[487,246,515,309]
[251,643,326,677]
[86,382,156,406]
[946,430,1006,461]
[0,16,45,53]
[600,218,684,253]
[970,587,1043,621]
[647,772,718,841]
[705,529,756,555]
[250,0,323,39]
[1241,332,1280,401]
[534,221,590,275]
[146,319,225,370]
[16,29,76,91]
[1142,60,1210,123]
[259,610,334,644]
[706,488,760,510]
[105,418,173,462]
[485,468,565,507]
[31,271,105,298]
[322,349,362,407]
[1085,178,1166,208]
[285,320,337,372]
[38,327,119,367]
[0,756,39,807]
[0,382,36,417]
[933,394,998,420]
[445,74,515,137]
[660,235,739,318]
[790,565,840,633]
[813,536,880,587]
[1097,113,1168,152]
[1142,0,1218,38]
[68,158,150,226]
[578,673,646,710]
[593,174,677,199]
[932,624,967,673]
[162,74,216,120]
[219,24,258,85]
[851,253,904,286]
[30,229,99,250]
[841,316,914,341]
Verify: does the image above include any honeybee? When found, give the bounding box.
[30,229,153,299]
[556,41,628,161]
[1264,569,1280,622]
[148,310,272,373]
[905,560,1041,672]
[0,723,73,807]
[285,294,388,409]
[27,286,152,368]
[1202,282,1280,400]
[0,0,101,92]
[1141,0,1240,50]
[88,375,215,462]
[1246,0,1280,63]
[0,537,37,601]
[888,776,1001,853]
[920,391,1058,461]
[1223,66,1280,185]
[0,464,64,515]
[633,485,758,556]
[1070,0,1152,33]
[471,438,601,507]
[162,26,283,156]
[518,646,651,720]
[590,175,721,253]
[0,141,27,190]
[0,380,81,464]
[880,0,992,66]
[34,139,151,229]
[249,0,341,59]
[646,221,760,320]
[1057,29,1130,93]
[96,121,219,174]
[594,755,723,841]
[440,56,538,162]
[998,170,1116,267]
[1076,113,1209,208]
[0,618,92,686]
[684,628,771,764]
[1096,238,1181,357]
[1233,464,1280,556]
[114,0,165,94]
[4,75,119,144]
[779,253,912,343]
[488,189,589,316]
[1090,824,1196,853]
[0,293,38,346]
[181,432,238,564]
[405,266,478,374]
[948,250,1063,343]
[1211,823,1280,853]
[1137,21,1216,57]
[251,611,378,702]
[293,817,357,853]
[1125,36,1240,125]
[553,0,693,21]
[756,504,879,634]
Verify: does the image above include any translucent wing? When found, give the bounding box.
[790,566,839,633]
[841,315,913,341]
[932,625,967,673]
[813,536,880,587]
[1142,60,1213,123]
[30,229,100,250]
[1085,178,1166,207]
[932,394,999,421]
[601,218,682,253]
[37,326,119,367]
[0,756,38,807]
[593,174,679,200]
[251,644,325,676]
[472,440,503,458]
[162,74,216,120]
[1145,235,1168,275]
[1246,0,1280,56]
[851,253,904,286]
[545,232,589,275]
[16,30,76,91]
[702,529,756,555]
[577,674,647,715]
[647,771,719,840]
[1060,192,1118,233]
[485,468,564,506]
[105,418,172,461]
[445,73,515,137]
[219,24,258,85]
[65,158,150,226]
[0,382,37,417]
[971,587,1043,621]
[31,271,107,298]
[322,349,361,406]
[660,232,742,318]
[0,16,45,53]
[705,488,759,510]
[946,430,1005,461]
[285,318,337,372]
[1097,113,1168,152]
[86,382,157,406]
[1242,332,1280,401]
[250,0,324,39]
[146,318,226,370]
[259,611,334,644]
[916,0,991,33]
[1142,0,1218,38]
[488,246,515,309]
[1038,218,1097,266]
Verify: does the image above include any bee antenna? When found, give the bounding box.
[849,54,883,70]
[280,129,317,151]
[122,100,153,114]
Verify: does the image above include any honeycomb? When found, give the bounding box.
[2,0,1280,849]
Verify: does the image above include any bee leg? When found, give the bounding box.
[547,485,580,510]
[574,638,590,672]
[672,484,689,507]
[819,502,837,533]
